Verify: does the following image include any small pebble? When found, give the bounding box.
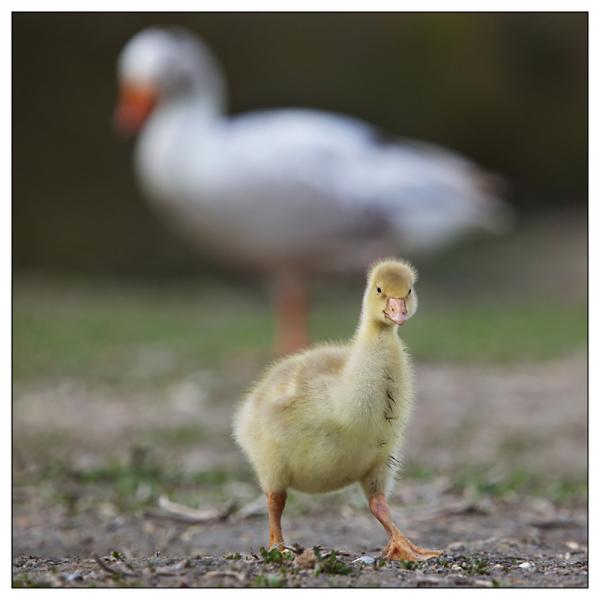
[518,561,534,570]
[295,549,317,569]
[173,559,192,570]
[352,555,376,566]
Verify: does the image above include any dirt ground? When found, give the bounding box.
[12,503,588,588]
[13,351,587,588]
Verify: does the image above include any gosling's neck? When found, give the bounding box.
[353,313,401,353]
[339,313,403,424]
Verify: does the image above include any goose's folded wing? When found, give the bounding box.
[176,109,510,255]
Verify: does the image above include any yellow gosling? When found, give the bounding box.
[233,259,441,561]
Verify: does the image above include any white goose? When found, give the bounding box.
[115,26,510,353]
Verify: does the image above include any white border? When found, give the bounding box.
[3,1,593,596]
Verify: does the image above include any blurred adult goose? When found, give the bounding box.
[115,26,510,353]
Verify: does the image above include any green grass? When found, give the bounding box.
[253,574,287,587]
[13,276,586,385]
[313,548,354,576]
[13,214,587,383]
[402,454,587,505]
[23,445,253,512]
[13,277,273,384]
[259,547,293,565]
[462,558,491,576]
[12,574,50,588]
[397,560,419,571]
[315,299,586,364]
[449,465,587,505]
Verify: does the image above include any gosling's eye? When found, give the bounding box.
[376,287,382,294]
[408,289,412,296]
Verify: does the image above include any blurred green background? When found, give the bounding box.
[13,14,587,553]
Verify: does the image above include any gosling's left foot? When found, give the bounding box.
[382,534,442,562]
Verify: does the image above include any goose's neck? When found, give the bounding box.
[149,62,228,134]
[154,87,226,129]
[135,87,226,200]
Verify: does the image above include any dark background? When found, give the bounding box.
[12,12,587,277]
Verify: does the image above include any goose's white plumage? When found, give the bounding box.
[116,27,510,277]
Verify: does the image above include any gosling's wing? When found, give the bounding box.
[252,344,348,412]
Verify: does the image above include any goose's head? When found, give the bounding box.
[115,27,225,135]
[363,259,418,328]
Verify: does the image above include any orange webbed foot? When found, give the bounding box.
[381,535,442,562]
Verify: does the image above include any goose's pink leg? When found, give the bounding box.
[273,273,309,355]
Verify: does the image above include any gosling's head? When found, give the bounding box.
[363,259,418,327]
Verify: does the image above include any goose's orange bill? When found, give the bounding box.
[114,82,157,135]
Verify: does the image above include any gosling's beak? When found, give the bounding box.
[114,82,158,136]
[384,297,408,326]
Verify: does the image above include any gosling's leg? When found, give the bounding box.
[368,493,441,561]
[267,490,287,549]
[272,272,309,355]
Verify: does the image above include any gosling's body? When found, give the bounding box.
[234,336,411,496]
[234,259,441,561]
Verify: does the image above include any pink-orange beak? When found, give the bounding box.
[114,82,157,136]
[384,297,408,326]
